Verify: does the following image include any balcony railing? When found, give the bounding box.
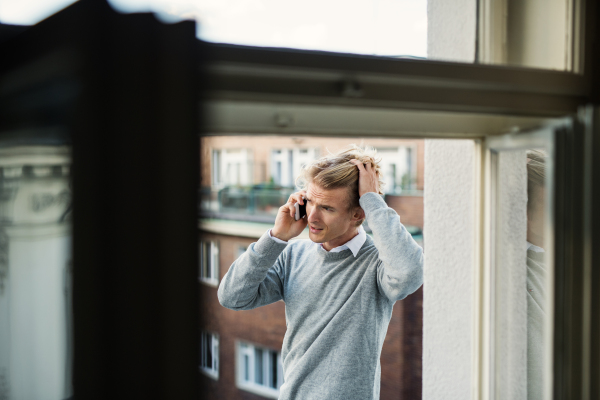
[199,186,296,223]
[198,186,424,244]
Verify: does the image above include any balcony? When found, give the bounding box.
[198,185,423,244]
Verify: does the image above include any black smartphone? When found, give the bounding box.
[294,198,307,220]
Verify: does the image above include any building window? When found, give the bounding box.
[212,148,253,187]
[200,332,219,379]
[237,342,284,399]
[271,148,318,187]
[199,240,219,286]
[376,146,418,194]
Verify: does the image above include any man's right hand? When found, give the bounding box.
[271,191,308,242]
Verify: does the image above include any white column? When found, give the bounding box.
[424,2,478,398]
[0,146,72,400]
[427,0,477,63]
[423,139,476,399]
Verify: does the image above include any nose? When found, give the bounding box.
[307,205,319,223]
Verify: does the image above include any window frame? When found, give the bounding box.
[480,125,560,400]
[200,331,219,380]
[199,240,219,287]
[199,39,598,399]
[236,341,284,399]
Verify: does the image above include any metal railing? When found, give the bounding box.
[199,186,296,222]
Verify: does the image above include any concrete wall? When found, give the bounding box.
[423,140,476,399]
[425,2,478,399]
[427,0,477,63]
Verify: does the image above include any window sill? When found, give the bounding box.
[199,278,219,288]
[237,381,280,399]
[200,367,219,380]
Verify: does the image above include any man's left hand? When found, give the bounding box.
[350,159,379,197]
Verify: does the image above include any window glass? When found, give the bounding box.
[108,0,427,58]
[491,144,552,399]
[254,348,264,384]
[0,0,77,25]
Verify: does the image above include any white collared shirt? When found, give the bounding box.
[268,225,367,258]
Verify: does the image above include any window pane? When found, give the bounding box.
[108,0,426,58]
[206,335,212,368]
[244,354,249,381]
[200,334,205,367]
[0,0,76,25]
[254,348,264,385]
[202,242,210,278]
[213,336,219,370]
[271,351,278,389]
[492,146,552,399]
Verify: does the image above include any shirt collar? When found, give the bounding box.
[316,225,367,257]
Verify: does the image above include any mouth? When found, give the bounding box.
[309,225,323,234]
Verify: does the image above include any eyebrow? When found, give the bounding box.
[305,196,335,210]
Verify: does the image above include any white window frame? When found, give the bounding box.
[376,145,418,194]
[236,341,284,399]
[199,240,219,287]
[478,126,559,400]
[200,332,219,380]
[211,149,221,187]
[270,147,318,187]
[212,148,253,187]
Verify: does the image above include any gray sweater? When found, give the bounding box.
[218,192,424,400]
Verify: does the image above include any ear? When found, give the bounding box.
[351,207,365,222]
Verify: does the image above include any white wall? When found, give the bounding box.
[424,2,477,398]
[427,0,477,63]
[423,139,476,399]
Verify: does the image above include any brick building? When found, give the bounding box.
[199,136,424,399]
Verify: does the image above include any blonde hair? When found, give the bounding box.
[296,144,385,225]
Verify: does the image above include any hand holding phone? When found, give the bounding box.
[272,192,307,241]
[294,197,306,220]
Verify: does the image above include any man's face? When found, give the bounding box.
[305,183,362,249]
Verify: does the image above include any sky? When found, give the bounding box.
[0,0,427,57]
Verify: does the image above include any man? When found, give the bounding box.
[218,145,424,400]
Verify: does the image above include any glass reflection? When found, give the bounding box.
[525,150,547,400]
[493,146,550,400]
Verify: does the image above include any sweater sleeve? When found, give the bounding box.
[360,192,424,302]
[217,230,288,310]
